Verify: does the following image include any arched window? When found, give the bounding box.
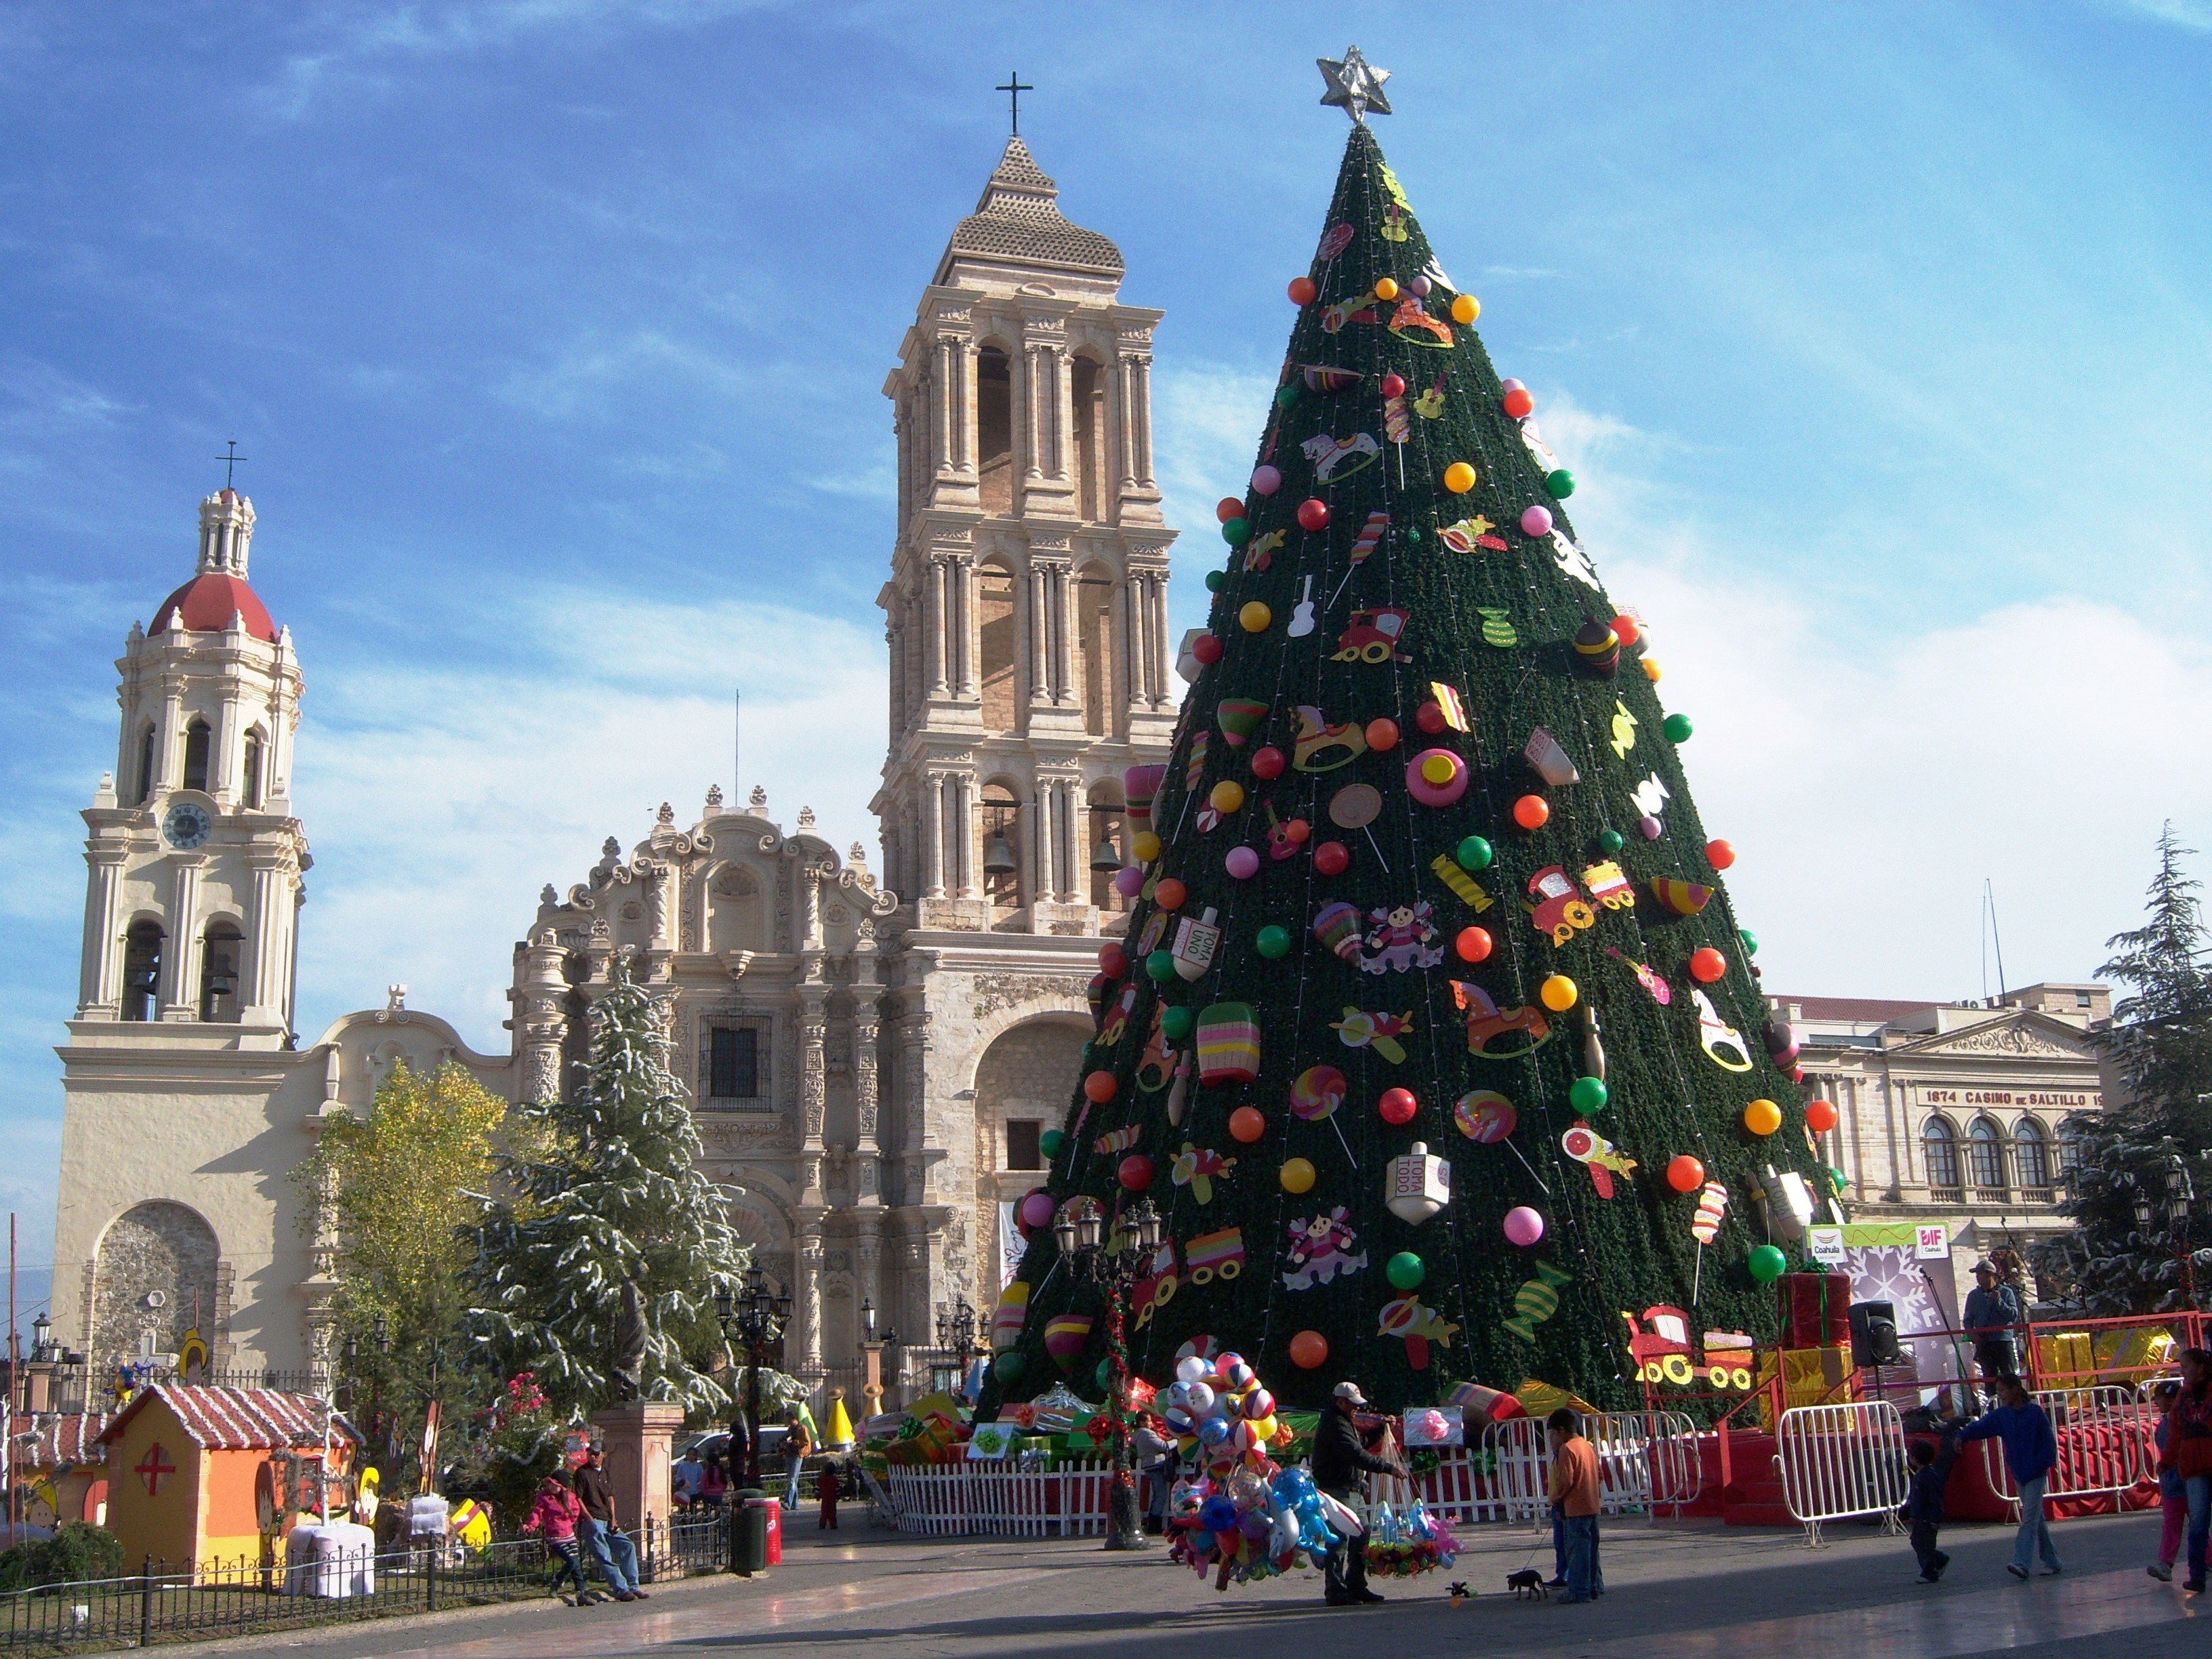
[980,783,1021,910]
[1074,565,1118,738]
[199,921,244,1022]
[2056,1117,2085,1177]
[182,718,211,794]
[977,562,1017,733]
[135,724,157,805]
[2014,1119,2051,1193]
[241,729,264,809]
[1967,1116,2007,1191]
[121,920,165,1021]
[1072,355,1106,522]
[977,345,1013,514]
[1923,1117,1959,1190]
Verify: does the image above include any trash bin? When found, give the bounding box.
[754,1494,783,1565]
[730,1490,769,1576]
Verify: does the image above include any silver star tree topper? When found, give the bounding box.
[1318,45,1392,123]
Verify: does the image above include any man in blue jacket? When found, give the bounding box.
[1958,1375,2062,1578]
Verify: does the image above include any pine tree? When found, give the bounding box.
[2034,824,2212,1313]
[991,122,1828,1416]
[464,960,751,1414]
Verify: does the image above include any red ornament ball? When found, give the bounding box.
[1512,794,1550,831]
[1689,947,1727,983]
[1706,838,1737,871]
[1415,700,1447,735]
[1456,926,1494,963]
[1288,276,1318,306]
[1250,745,1286,780]
[1502,386,1536,419]
[1806,1099,1839,1134]
[1378,1087,1418,1126]
[1098,944,1127,979]
[1229,1105,1267,1144]
[1084,1071,1120,1104]
[1296,498,1331,533]
[1365,717,1400,752]
[1153,878,1188,912]
[1611,613,1642,648]
[1380,371,1406,398]
[1282,817,1312,846]
[1215,496,1245,524]
[1192,633,1225,665]
[1118,1154,1154,1192]
[1289,1330,1330,1370]
[1313,840,1351,876]
[1666,1154,1706,1193]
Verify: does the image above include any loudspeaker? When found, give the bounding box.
[1849,1300,1903,1368]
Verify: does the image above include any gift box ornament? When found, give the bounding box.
[1196,1003,1261,1085]
[1759,1163,1815,1241]
[1172,907,1223,982]
[1386,1141,1452,1224]
[1523,727,1580,787]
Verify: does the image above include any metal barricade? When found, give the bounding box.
[1774,1401,1909,1546]
[1474,1410,1702,1525]
[1974,1385,2152,1509]
[878,1461,1111,1538]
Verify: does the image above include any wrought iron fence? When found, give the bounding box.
[650,1510,731,1578]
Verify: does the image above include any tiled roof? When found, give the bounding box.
[94,1387,359,1453]
[17,1412,112,1471]
[936,136,1124,281]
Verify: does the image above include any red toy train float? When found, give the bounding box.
[1620,1305,1755,1390]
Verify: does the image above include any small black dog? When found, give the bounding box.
[1507,1568,1548,1601]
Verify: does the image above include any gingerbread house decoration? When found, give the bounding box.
[15,1412,115,1531]
[94,1387,359,1570]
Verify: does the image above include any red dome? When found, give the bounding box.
[150,574,276,643]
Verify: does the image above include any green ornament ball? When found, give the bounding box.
[1096,1357,1114,1391]
[1405,527,1420,544]
[1161,1004,1195,1042]
[1274,384,1299,409]
[994,1352,1025,1385]
[1826,1166,1848,1193]
[1569,1075,1610,1113]
[1546,468,1576,499]
[1386,1251,1426,1291]
[1039,1128,1066,1160]
[1456,835,1495,872]
[1145,948,1177,983]
[1748,1244,1788,1284]
[1597,829,1624,855]
[1221,516,1251,547]
[1662,712,1694,743]
[1255,924,1292,960]
[1204,570,1227,593]
[1739,928,1760,956]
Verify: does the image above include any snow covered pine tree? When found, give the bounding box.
[991,120,1830,1415]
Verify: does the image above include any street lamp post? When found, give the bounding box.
[1053,1197,1162,1552]
[935,1299,978,1397]
[716,1269,791,1490]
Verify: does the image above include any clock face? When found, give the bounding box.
[163,802,212,851]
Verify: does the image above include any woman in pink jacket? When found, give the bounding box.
[523,1472,594,1604]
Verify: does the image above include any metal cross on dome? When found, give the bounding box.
[1317,45,1392,123]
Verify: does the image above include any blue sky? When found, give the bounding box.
[3,0,2210,1283]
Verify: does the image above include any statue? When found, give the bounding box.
[613,1280,649,1403]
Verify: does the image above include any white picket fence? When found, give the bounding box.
[874,1460,1115,1537]
[1370,1411,1702,1528]
[1975,1386,2154,1509]
[1774,1401,1909,1547]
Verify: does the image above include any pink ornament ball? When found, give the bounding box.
[1113,865,1145,897]
[1251,464,1282,496]
[1504,1206,1546,1248]
[1639,814,1663,840]
[1408,274,1431,298]
[1519,505,1554,538]
[1018,1190,1055,1230]
[1225,845,1261,880]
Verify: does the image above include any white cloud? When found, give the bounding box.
[2100,0,2212,28]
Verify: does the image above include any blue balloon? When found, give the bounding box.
[1189,1529,1216,1557]
[1198,1494,1240,1534]
[1199,1416,1233,1448]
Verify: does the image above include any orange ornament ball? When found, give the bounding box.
[1744,1098,1783,1136]
[1288,276,1318,305]
[1611,613,1642,648]
[1229,1105,1268,1145]
[1374,276,1400,302]
[1153,878,1188,912]
[1364,718,1400,752]
[1083,1071,1118,1105]
[1706,839,1737,871]
[1456,926,1494,963]
[1289,1330,1330,1370]
[1689,947,1727,983]
[1215,496,1246,524]
[1806,1099,1840,1134]
[1502,387,1536,419]
[1666,1154,1706,1193]
[1512,794,1550,831]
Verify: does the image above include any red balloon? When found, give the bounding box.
[1365,718,1400,752]
[1153,878,1187,912]
[1229,1106,1267,1144]
[1502,387,1535,419]
[1456,926,1493,963]
[1215,496,1246,524]
[1098,944,1127,978]
[1296,498,1331,532]
[1689,947,1727,983]
[1611,613,1642,648]
[1806,1099,1839,1134]
[1313,840,1351,876]
[1380,372,1407,398]
[1512,794,1550,830]
[1192,633,1225,665]
[1666,1154,1705,1193]
[1415,700,1447,735]
[1706,838,1737,871]
[1288,276,1318,306]
[1084,1071,1120,1104]
[1378,1087,1418,1126]
[1250,745,1286,780]
[1118,1154,1154,1191]
[1289,1330,1330,1370]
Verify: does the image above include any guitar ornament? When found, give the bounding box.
[1288,576,1317,638]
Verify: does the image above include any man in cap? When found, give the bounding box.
[1310,1380,1406,1606]
[1963,1261,2024,1401]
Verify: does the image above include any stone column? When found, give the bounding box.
[1050,346,1075,485]
[1025,559,1051,710]
[243,849,288,1023]
[794,1227,825,1374]
[517,927,569,1104]
[956,340,979,483]
[1115,355,1142,501]
[157,674,185,794]
[1131,356,1156,491]
[931,336,958,481]
[924,558,948,697]
[952,775,978,899]
[1021,343,1046,487]
[800,991,829,1147]
[1111,573,1135,731]
[590,1401,686,1536]
[951,556,977,701]
[78,846,127,1016]
[1050,565,1075,706]
[922,773,945,898]
[1032,775,1056,911]
[161,855,205,1019]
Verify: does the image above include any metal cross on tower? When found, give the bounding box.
[216,439,247,491]
[996,70,1033,135]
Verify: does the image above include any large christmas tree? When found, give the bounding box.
[994,82,1832,1415]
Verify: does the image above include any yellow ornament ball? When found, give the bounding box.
[1279,1156,1317,1194]
[1210,779,1247,814]
[1641,657,1662,683]
[1451,293,1480,325]
[1239,600,1272,634]
[1132,830,1162,863]
[1539,974,1579,1012]
[1374,276,1400,302]
[1744,1098,1783,1136]
[1443,461,1477,495]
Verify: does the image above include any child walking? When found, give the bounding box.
[818,1457,842,1530]
[1900,1430,1961,1583]
[2149,1380,2186,1581]
[523,1471,595,1605]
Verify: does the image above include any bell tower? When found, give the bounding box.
[872,135,1179,931]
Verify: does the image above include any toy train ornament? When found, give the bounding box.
[1620,1305,1755,1390]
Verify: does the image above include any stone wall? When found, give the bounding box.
[89,1200,221,1364]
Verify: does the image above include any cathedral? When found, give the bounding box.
[50,136,1175,1399]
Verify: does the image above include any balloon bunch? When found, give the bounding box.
[1161,1350,1337,1591]
[1159,1349,1286,1473]
[1359,1498,1461,1578]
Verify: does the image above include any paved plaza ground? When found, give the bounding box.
[190,1511,2201,1659]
